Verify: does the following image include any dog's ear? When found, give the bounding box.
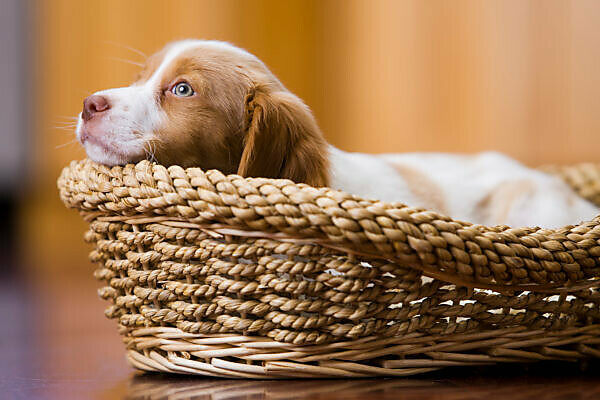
[237,86,330,187]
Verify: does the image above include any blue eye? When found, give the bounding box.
[171,82,194,97]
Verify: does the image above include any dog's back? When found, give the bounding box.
[331,147,598,228]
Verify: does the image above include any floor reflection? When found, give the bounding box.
[125,375,437,400]
[124,361,600,400]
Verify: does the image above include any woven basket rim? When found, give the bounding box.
[58,159,600,293]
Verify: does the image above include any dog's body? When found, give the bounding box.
[331,148,597,227]
[76,39,599,228]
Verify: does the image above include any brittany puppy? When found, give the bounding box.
[76,39,599,228]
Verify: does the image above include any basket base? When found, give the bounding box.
[122,325,600,378]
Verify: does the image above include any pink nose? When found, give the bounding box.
[82,95,110,121]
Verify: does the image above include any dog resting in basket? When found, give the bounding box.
[76,39,598,228]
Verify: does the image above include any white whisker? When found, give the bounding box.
[144,140,158,164]
[54,121,78,126]
[103,41,147,59]
[55,139,79,149]
[110,57,144,68]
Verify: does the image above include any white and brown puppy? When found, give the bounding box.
[76,39,599,228]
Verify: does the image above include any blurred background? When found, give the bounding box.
[2,0,600,397]
[14,0,600,275]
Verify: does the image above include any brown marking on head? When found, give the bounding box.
[133,41,330,186]
[133,44,174,84]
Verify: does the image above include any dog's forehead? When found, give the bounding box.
[135,41,200,84]
[136,40,257,85]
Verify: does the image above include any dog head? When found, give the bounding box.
[76,40,329,186]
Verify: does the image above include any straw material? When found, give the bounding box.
[58,159,600,378]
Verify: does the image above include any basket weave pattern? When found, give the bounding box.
[58,159,600,378]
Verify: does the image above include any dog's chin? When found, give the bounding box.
[84,141,144,166]
[77,122,147,166]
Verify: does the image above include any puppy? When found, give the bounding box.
[76,39,599,228]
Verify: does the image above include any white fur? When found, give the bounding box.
[76,40,204,165]
[329,147,417,204]
[330,146,599,228]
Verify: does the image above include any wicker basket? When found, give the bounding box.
[58,159,600,378]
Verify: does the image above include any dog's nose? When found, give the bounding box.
[82,95,110,121]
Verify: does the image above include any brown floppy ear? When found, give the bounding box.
[237,86,330,187]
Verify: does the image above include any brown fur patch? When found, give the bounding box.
[237,86,330,187]
[133,42,330,186]
[134,46,169,83]
[474,180,535,225]
[392,163,448,214]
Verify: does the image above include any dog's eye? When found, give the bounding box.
[171,82,194,97]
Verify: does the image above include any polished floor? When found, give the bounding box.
[1,273,599,400]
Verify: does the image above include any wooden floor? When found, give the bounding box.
[1,273,599,400]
